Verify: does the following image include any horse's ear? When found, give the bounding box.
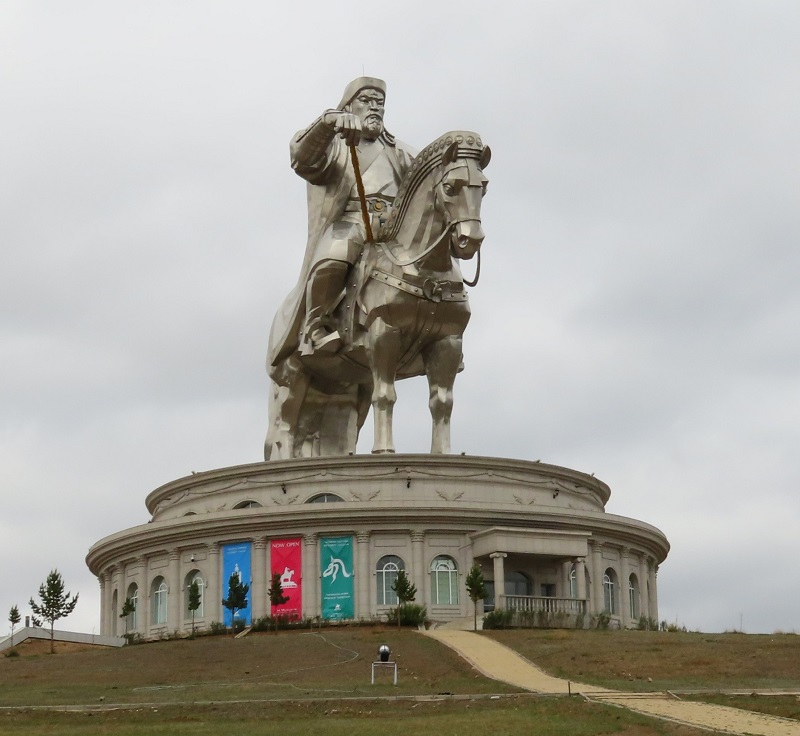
[442,141,459,165]
[479,145,492,169]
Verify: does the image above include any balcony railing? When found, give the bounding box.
[504,595,587,615]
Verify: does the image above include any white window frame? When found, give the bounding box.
[603,570,616,615]
[152,577,168,625]
[376,555,404,606]
[430,555,459,605]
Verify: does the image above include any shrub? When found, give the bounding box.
[4,648,20,658]
[482,608,513,630]
[593,612,611,629]
[386,604,427,627]
[209,621,228,636]
[251,614,302,632]
[637,616,659,631]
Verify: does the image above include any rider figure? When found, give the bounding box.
[269,77,415,364]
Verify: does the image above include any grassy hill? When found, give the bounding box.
[2,627,798,736]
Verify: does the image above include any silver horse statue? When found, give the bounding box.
[265,131,490,459]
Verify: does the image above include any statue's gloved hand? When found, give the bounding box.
[323,111,363,146]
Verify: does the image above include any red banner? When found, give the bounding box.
[270,538,303,619]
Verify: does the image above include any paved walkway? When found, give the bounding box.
[424,629,800,736]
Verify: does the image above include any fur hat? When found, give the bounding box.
[338,77,386,109]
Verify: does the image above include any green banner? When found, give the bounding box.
[320,536,354,620]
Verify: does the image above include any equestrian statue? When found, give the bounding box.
[265,77,490,459]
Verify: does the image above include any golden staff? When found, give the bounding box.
[348,143,375,243]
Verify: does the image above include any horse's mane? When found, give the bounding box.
[377,130,486,242]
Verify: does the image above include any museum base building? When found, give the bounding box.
[87,454,669,637]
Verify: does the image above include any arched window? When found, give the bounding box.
[126,583,139,632]
[151,576,168,625]
[507,570,532,596]
[306,493,344,503]
[628,574,639,620]
[233,500,262,509]
[569,567,577,598]
[603,569,617,615]
[430,555,459,605]
[376,555,404,605]
[185,571,204,619]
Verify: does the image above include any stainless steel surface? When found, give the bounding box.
[265,79,489,459]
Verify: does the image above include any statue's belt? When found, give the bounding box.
[344,196,394,214]
[369,267,468,303]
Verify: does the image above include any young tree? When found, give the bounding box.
[221,573,249,634]
[187,579,202,636]
[8,605,21,647]
[119,597,136,637]
[267,572,290,630]
[390,568,417,630]
[465,563,488,631]
[29,569,79,653]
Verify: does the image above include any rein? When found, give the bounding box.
[463,249,481,287]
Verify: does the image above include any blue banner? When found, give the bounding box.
[222,542,252,626]
[320,536,354,620]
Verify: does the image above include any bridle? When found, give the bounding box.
[350,144,483,286]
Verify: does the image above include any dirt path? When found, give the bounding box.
[424,629,800,736]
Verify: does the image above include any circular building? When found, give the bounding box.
[86,454,669,637]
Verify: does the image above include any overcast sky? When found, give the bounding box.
[2,1,798,637]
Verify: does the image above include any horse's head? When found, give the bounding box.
[435,137,491,260]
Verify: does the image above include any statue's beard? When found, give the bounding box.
[361,115,384,140]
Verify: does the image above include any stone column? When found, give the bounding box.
[490,552,507,609]
[138,555,147,628]
[638,553,649,620]
[135,555,148,633]
[619,547,630,627]
[575,557,587,603]
[356,532,370,619]
[303,534,319,619]
[113,566,124,636]
[411,531,426,609]
[590,541,604,614]
[98,575,107,636]
[251,538,268,621]
[648,558,659,621]
[168,549,181,632]
[559,561,571,598]
[108,568,118,635]
[207,543,220,624]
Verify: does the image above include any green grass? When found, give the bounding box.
[481,629,800,691]
[0,629,519,707]
[684,693,800,721]
[0,696,711,736]
[2,626,797,735]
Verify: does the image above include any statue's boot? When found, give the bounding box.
[303,260,348,354]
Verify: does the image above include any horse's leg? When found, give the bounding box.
[367,317,401,453]
[356,382,373,437]
[422,335,463,454]
[266,359,310,460]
